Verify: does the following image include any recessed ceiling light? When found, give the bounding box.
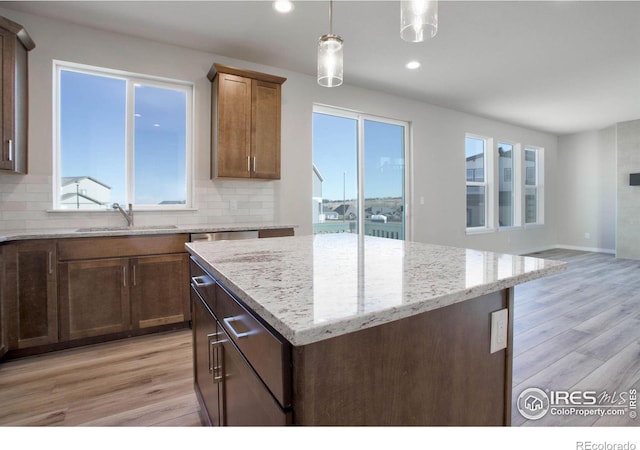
[273,1,294,14]
[406,61,421,70]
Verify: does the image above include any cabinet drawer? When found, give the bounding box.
[215,282,291,408]
[58,235,189,261]
[190,258,216,312]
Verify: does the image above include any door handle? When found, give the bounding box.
[208,332,224,383]
[7,139,12,161]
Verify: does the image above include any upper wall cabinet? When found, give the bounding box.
[208,64,286,180]
[0,16,35,175]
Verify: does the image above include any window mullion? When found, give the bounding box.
[125,80,135,206]
[357,114,365,236]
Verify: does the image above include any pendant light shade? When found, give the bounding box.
[317,0,343,87]
[400,0,438,42]
[318,34,343,87]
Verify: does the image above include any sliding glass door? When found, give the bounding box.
[312,106,408,240]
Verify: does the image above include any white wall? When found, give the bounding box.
[556,127,617,253]
[0,8,560,254]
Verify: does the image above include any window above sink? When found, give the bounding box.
[52,61,194,211]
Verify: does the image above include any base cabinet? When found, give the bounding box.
[132,254,190,329]
[191,258,291,426]
[58,258,130,341]
[58,236,190,341]
[2,241,58,349]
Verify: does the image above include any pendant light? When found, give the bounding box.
[317,0,343,87]
[400,0,438,43]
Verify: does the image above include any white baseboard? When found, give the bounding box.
[554,244,616,255]
[515,244,616,256]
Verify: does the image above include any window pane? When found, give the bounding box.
[466,185,485,228]
[498,143,513,227]
[525,187,537,223]
[59,71,126,209]
[465,137,485,182]
[364,120,405,240]
[525,148,537,186]
[312,112,358,235]
[134,84,187,205]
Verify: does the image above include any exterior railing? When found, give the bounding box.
[313,221,404,240]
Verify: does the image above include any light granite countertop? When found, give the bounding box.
[186,233,566,346]
[0,223,297,243]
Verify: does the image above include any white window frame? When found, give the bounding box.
[313,104,412,241]
[52,60,194,211]
[466,133,493,233]
[495,140,521,230]
[523,146,544,226]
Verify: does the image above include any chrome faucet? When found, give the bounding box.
[112,203,134,227]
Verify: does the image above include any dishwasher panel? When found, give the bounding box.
[190,231,259,242]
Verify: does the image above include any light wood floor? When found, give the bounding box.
[512,249,640,426]
[0,249,638,427]
[0,329,201,426]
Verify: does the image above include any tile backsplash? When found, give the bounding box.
[0,174,275,231]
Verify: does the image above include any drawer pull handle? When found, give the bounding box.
[191,275,212,288]
[223,316,253,339]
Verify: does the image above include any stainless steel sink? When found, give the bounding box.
[75,225,179,232]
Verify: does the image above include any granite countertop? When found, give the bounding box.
[186,233,566,346]
[0,223,297,242]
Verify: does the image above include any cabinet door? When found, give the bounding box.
[131,253,189,329]
[251,79,281,179]
[192,288,222,426]
[0,247,6,357]
[0,27,15,171]
[220,325,289,426]
[3,241,58,349]
[216,73,251,178]
[59,258,130,341]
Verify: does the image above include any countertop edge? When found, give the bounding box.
[0,224,298,242]
[186,242,567,346]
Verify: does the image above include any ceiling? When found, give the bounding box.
[2,0,640,135]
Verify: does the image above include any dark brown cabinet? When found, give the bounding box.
[58,257,130,340]
[190,258,291,426]
[0,16,35,174]
[1,241,58,349]
[208,64,286,180]
[131,253,189,329]
[58,235,190,341]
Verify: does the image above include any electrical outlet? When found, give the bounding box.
[490,309,508,353]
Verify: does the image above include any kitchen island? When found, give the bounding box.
[186,234,566,426]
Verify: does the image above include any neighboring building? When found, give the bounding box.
[333,204,357,220]
[323,207,339,220]
[60,176,111,209]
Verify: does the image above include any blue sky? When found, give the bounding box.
[312,112,405,201]
[60,70,187,206]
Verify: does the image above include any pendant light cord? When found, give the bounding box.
[329,0,333,35]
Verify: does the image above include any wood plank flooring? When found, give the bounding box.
[0,249,638,427]
[0,329,201,426]
[512,249,640,426]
